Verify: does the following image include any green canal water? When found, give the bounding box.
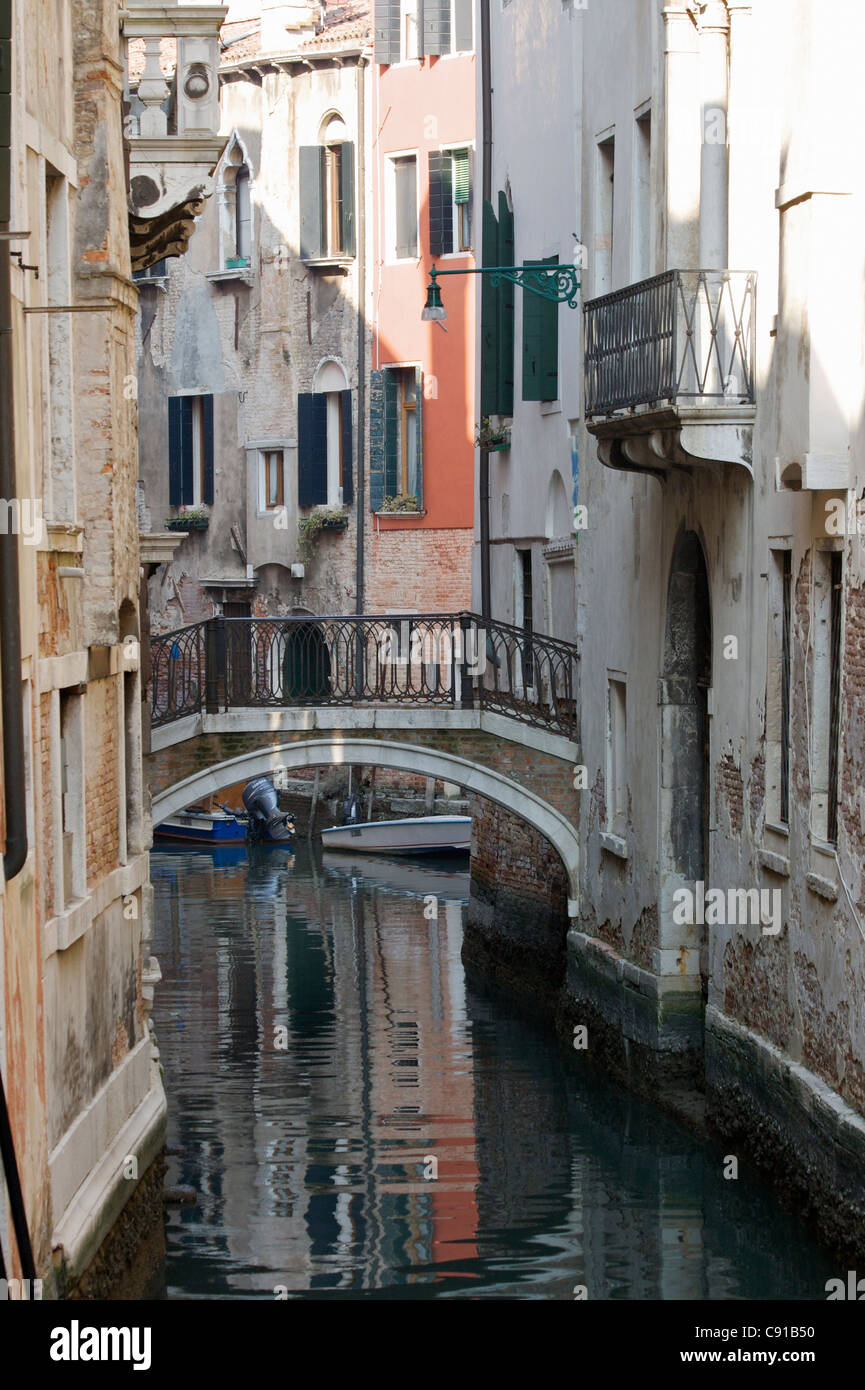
[150,843,837,1300]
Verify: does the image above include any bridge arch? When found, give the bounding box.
[150,736,580,912]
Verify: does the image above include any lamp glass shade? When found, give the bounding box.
[422,277,446,322]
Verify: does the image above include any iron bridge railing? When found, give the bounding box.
[583,268,757,417]
[149,612,580,741]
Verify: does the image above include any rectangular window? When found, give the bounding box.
[59,688,85,906]
[132,258,167,283]
[596,135,615,295]
[264,450,285,509]
[298,390,354,508]
[766,548,792,827]
[516,548,534,689]
[168,395,214,507]
[299,143,355,260]
[428,147,473,256]
[522,254,559,402]
[368,367,422,510]
[631,111,651,281]
[392,154,418,259]
[606,677,627,835]
[811,548,843,843]
[402,0,420,60]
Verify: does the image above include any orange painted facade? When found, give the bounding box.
[371,52,476,547]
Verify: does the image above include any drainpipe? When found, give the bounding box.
[355,51,367,617]
[479,0,492,622]
[0,235,27,882]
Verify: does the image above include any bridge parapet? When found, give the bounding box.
[150,613,580,742]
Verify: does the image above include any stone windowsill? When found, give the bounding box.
[599,830,628,860]
[300,256,354,272]
[205,267,254,285]
[758,846,791,878]
[375,509,426,520]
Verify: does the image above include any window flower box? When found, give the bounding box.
[380,493,419,513]
[475,418,511,451]
[225,255,249,269]
[165,510,209,532]
[298,508,349,561]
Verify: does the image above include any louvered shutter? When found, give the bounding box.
[480,200,500,418]
[201,394,214,505]
[414,367,424,509]
[168,397,182,505]
[428,150,453,257]
[180,396,194,503]
[454,0,473,51]
[340,388,353,504]
[374,0,401,65]
[297,392,328,506]
[498,192,515,415]
[369,370,386,511]
[423,0,450,55]
[384,370,399,499]
[340,142,355,257]
[299,146,324,260]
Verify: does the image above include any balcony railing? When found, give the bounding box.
[583,269,756,418]
[150,613,580,741]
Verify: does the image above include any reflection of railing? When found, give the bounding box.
[584,269,756,417]
[150,613,580,740]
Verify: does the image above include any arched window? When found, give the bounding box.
[299,113,355,262]
[219,138,253,269]
[235,164,251,261]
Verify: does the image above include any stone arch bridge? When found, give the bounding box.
[145,613,581,913]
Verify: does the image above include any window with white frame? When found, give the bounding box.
[389,153,418,260]
[402,0,420,60]
[606,676,627,836]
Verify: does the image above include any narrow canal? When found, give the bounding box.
[150,843,836,1300]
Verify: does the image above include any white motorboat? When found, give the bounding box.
[321,814,471,855]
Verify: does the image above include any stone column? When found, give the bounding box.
[662,3,701,271]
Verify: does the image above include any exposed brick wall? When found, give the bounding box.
[85,679,120,886]
[365,526,472,613]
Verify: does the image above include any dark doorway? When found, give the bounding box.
[659,530,711,995]
[283,622,332,703]
[224,601,252,703]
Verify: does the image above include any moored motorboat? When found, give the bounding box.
[153,808,246,845]
[321,814,471,855]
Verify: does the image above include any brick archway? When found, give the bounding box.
[150,734,580,912]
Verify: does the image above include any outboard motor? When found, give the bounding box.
[340,791,362,826]
[242,777,294,843]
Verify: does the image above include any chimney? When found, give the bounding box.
[260,2,324,52]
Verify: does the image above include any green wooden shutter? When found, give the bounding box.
[522,255,558,402]
[453,149,470,204]
[369,370,386,511]
[201,394,214,505]
[384,369,399,499]
[168,397,182,505]
[340,388,353,505]
[428,150,453,257]
[340,141,355,257]
[480,200,500,418]
[498,191,515,415]
[374,0,401,65]
[423,0,451,55]
[297,392,328,506]
[180,396,194,503]
[299,145,324,260]
[414,367,424,509]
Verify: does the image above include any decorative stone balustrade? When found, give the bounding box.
[121,3,228,270]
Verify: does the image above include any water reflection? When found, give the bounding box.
[150,845,835,1300]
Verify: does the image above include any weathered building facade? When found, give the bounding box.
[136,2,373,635]
[0,0,224,1295]
[476,0,865,1252]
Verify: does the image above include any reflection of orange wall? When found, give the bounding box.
[373,54,476,533]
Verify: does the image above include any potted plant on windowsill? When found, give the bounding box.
[475,418,511,452]
[165,508,209,532]
[380,494,420,513]
[298,508,349,561]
